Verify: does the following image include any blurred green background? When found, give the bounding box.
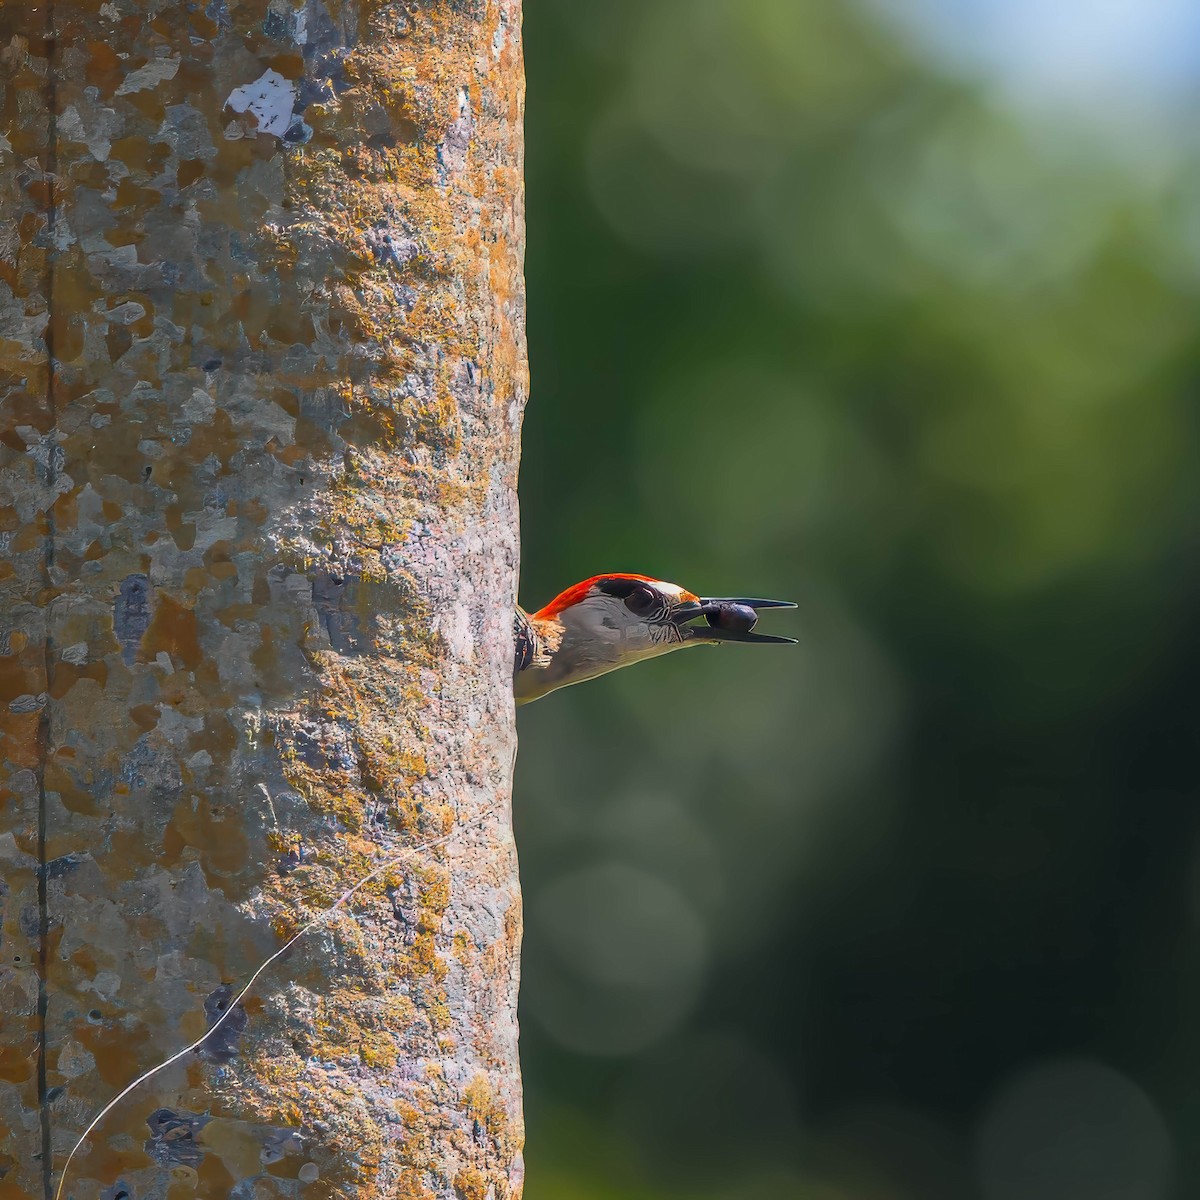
[514,1,1200,1197]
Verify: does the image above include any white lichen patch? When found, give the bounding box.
[225,69,297,138]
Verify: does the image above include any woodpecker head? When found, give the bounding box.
[514,573,796,704]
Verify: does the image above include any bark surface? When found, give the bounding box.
[0,1,526,1196]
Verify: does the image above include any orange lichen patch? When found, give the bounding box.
[77,1022,154,1088]
[202,136,277,196]
[166,1174,200,1200]
[0,1042,37,1086]
[110,134,171,177]
[142,592,203,669]
[453,1167,488,1200]
[11,521,49,555]
[407,930,445,979]
[451,929,473,968]
[198,1118,264,1178]
[106,827,162,873]
[84,40,123,92]
[71,1138,152,1185]
[0,658,44,708]
[177,158,205,189]
[113,177,162,211]
[195,1149,238,1192]
[268,53,305,81]
[461,1075,509,1143]
[105,322,132,362]
[126,89,167,124]
[419,866,451,915]
[0,715,41,772]
[186,711,238,758]
[50,315,85,363]
[44,759,105,818]
[49,484,78,531]
[129,703,160,730]
[163,797,251,876]
[47,659,107,700]
[394,1169,438,1200]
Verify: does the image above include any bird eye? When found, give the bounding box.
[625,586,659,617]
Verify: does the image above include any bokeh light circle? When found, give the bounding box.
[974,1058,1172,1200]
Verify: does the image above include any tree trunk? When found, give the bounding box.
[0,1,526,1196]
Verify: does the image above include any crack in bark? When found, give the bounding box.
[37,4,58,1196]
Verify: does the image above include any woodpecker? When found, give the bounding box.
[514,573,796,704]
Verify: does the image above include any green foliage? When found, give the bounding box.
[518,2,1199,1197]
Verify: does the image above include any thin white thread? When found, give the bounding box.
[53,804,500,1200]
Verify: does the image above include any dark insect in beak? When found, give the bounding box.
[672,596,797,644]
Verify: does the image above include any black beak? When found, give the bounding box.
[672,596,798,644]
